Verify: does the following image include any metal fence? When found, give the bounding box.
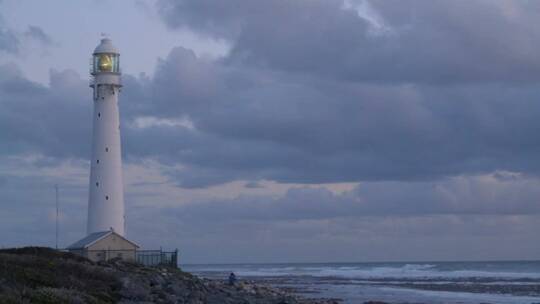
[67,248,179,268]
[136,249,178,268]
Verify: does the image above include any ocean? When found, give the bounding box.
[182,261,540,304]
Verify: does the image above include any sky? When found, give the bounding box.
[1,0,540,264]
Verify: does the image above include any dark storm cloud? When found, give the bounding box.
[130,47,540,187]
[146,0,540,186]
[0,64,91,159]
[158,0,540,83]
[5,46,540,188]
[4,0,540,189]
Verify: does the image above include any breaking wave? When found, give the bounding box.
[188,262,540,280]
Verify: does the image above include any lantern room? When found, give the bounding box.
[92,38,120,74]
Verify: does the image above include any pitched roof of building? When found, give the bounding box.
[67,230,140,249]
[67,231,111,249]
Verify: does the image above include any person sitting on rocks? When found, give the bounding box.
[228,272,237,286]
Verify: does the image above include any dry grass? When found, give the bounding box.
[0,247,121,304]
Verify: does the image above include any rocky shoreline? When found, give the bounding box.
[249,275,540,298]
[0,247,340,304]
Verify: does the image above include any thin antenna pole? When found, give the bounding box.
[55,184,59,249]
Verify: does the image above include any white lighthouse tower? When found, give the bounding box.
[87,38,125,236]
[66,38,181,265]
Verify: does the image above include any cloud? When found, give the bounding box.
[244,181,263,188]
[130,173,540,262]
[6,1,540,188]
[5,40,540,188]
[0,156,88,248]
[0,10,52,54]
[1,152,539,262]
[168,173,540,223]
[0,26,19,54]
[0,65,91,159]
[127,46,540,187]
[24,25,53,46]
[158,0,540,84]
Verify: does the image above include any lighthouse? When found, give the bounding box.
[66,38,177,266]
[87,38,125,236]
